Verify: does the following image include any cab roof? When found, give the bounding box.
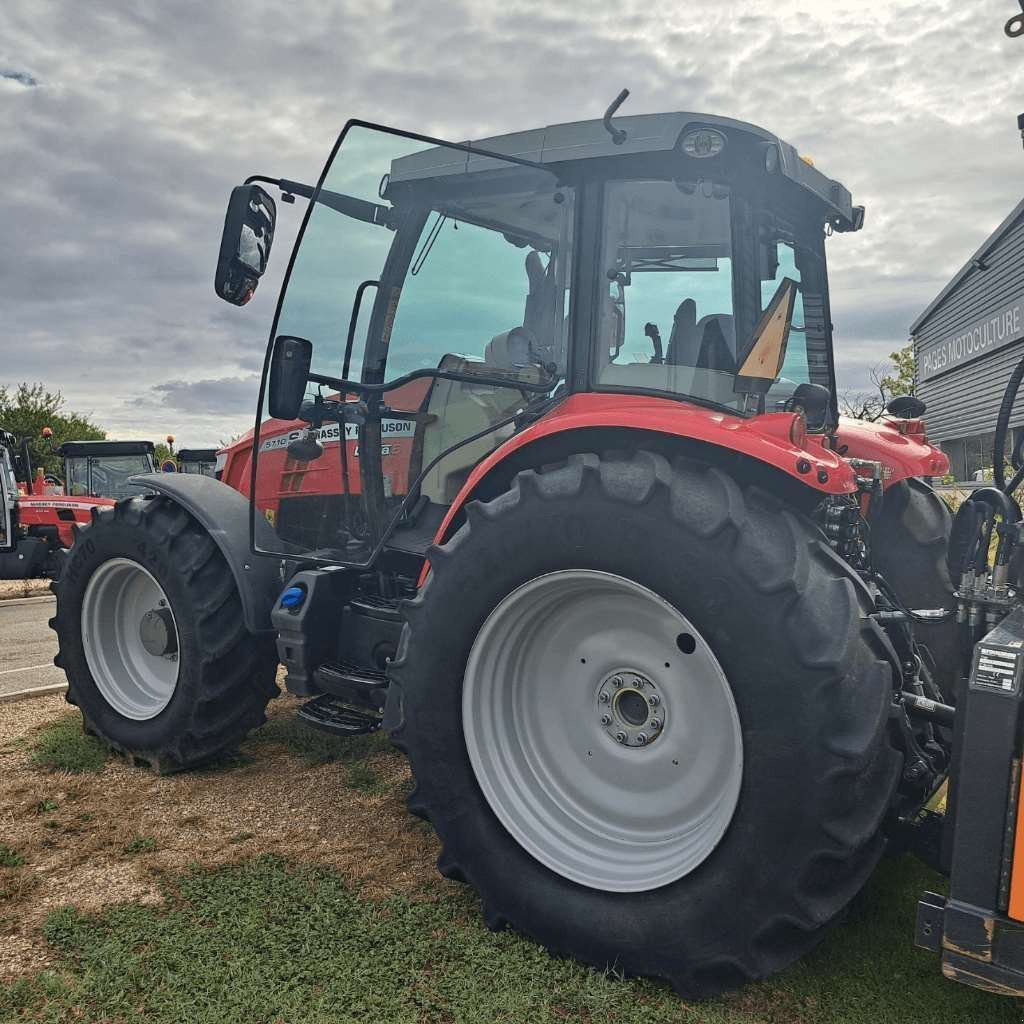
[58,440,154,457]
[389,111,861,231]
[178,448,217,462]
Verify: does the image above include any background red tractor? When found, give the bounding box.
[0,432,156,578]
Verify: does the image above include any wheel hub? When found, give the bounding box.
[139,607,177,658]
[597,671,664,746]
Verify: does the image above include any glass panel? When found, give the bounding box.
[764,243,805,381]
[0,449,14,550]
[256,124,571,564]
[595,180,742,411]
[88,455,154,499]
[64,457,89,496]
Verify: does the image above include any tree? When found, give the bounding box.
[0,383,105,477]
[838,342,917,421]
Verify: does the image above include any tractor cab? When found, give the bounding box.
[177,448,218,477]
[219,112,864,570]
[58,440,156,500]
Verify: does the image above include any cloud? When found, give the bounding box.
[1,0,1023,447]
[148,376,260,416]
[1,68,37,87]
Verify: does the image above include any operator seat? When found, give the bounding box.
[665,299,698,365]
[695,314,736,373]
[485,250,560,371]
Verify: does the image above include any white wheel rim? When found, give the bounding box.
[81,557,180,720]
[462,570,743,892]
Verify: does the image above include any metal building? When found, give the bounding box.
[913,198,1024,481]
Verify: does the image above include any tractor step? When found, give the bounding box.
[313,659,389,714]
[296,693,383,737]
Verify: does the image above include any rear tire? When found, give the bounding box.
[387,451,902,998]
[869,478,957,700]
[51,497,278,772]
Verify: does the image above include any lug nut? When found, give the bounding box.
[650,718,662,730]
[635,679,645,689]
[601,714,611,726]
[637,733,648,745]
[598,692,610,704]
[648,694,660,706]
[615,731,627,744]
[612,676,624,688]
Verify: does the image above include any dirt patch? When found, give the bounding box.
[0,579,52,601]
[0,691,447,980]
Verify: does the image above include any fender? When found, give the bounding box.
[431,392,860,555]
[834,416,949,487]
[128,473,281,634]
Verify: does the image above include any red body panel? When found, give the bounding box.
[218,391,949,575]
[220,380,433,526]
[16,495,115,548]
[833,416,949,484]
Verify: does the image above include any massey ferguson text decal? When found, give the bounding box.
[259,419,415,454]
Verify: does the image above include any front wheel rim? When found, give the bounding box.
[81,557,180,720]
[462,569,743,893]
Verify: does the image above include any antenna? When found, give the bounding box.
[602,89,630,146]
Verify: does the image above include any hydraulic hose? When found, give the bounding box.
[993,351,1024,492]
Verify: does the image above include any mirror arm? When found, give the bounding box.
[245,174,391,227]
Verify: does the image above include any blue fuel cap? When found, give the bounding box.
[279,586,306,609]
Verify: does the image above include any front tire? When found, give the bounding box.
[387,451,902,997]
[51,497,278,772]
[869,478,957,700]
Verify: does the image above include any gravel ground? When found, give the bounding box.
[0,579,52,601]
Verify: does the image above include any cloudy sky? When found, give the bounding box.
[3,0,1023,446]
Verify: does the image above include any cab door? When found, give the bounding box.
[0,448,17,553]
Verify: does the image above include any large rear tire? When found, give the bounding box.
[387,451,902,998]
[51,497,278,772]
[869,478,957,700]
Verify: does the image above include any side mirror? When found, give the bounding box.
[215,184,276,306]
[268,335,313,421]
[790,382,832,429]
[886,395,926,419]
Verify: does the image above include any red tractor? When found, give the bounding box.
[49,104,1024,998]
[0,433,156,578]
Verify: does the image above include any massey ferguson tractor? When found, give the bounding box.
[0,433,156,579]
[46,101,1024,998]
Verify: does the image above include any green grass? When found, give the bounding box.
[251,717,391,768]
[1,854,1020,1024]
[0,845,25,868]
[122,836,156,856]
[30,717,107,773]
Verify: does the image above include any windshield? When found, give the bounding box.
[66,454,154,499]
[255,123,572,566]
[181,461,215,476]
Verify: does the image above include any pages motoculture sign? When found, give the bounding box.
[919,297,1024,382]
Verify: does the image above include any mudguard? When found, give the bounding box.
[431,392,857,549]
[128,473,281,634]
